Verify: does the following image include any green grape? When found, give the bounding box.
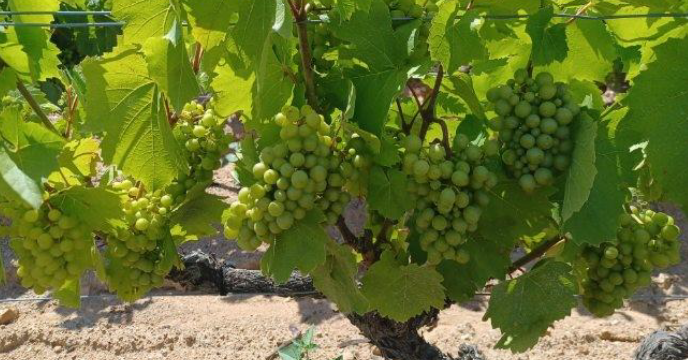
[580,206,682,317]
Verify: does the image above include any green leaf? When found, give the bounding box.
[252,38,295,121]
[0,68,17,98]
[169,193,227,241]
[54,278,81,308]
[113,0,178,46]
[261,210,328,283]
[561,112,598,222]
[443,73,486,120]
[57,138,100,179]
[311,241,369,314]
[538,20,618,82]
[438,234,511,302]
[617,37,688,210]
[182,0,238,52]
[564,118,628,246]
[82,46,186,191]
[429,5,487,74]
[525,6,568,66]
[367,166,414,220]
[211,63,255,118]
[361,251,445,322]
[455,114,487,144]
[4,0,61,81]
[158,234,180,275]
[231,0,278,64]
[143,23,200,112]
[342,122,381,153]
[479,181,556,245]
[0,147,43,208]
[373,136,401,166]
[471,0,540,15]
[49,187,127,232]
[91,246,108,283]
[485,261,578,352]
[329,0,413,135]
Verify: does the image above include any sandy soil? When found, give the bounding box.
[1,165,687,360]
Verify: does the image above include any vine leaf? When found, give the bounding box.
[539,20,618,82]
[443,73,486,120]
[49,187,126,232]
[231,0,278,65]
[562,112,598,222]
[367,166,414,220]
[618,37,688,210]
[113,0,178,46]
[211,64,255,118]
[0,68,16,98]
[329,0,413,135]
[361,251,445,322]
[564,115,630,246]
[526,6,568,66]
[438,234,511,302]
[169,193,227,241]
[182,0,238,53]
[54,278,81,308]
[429,4,487,75]
[49,138,101,188]
[479,181,556,245]
[143,23,200,112]
[261,210,328,284]
[311,241,369,314]
[484,261,578,352]
[252,38,295,122]
[3,0,61,81]
[476,0,540,15]
[83,46,186,191]
[0,106,63,208]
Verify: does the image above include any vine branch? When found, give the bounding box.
[418,65,444,141]
[290,0,320,112]
[16,80,61,137]
[508,237,563,273]
[432,118,453,157]
[336,217,378,267]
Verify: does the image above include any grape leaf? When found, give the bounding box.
[443,73,486,120]
[618,37,688,210]
[5,0,61,81]
[564,116,629,246]
[470,0,540,15]
[83,46,186,191]
[0,147,42,209]
[438,234,511,302]
[373,136,401,166]
[526,6,568,66]
[57,138,101,180]
[311,241,369,314]
[479,181,556,245]
[328,0,413,135]
[231,0,278,64]
[49,186,126,232]
[538,20,618,82]
[484,261,578,352]
[182,0,238,52]
[561,112,598,222]
[0,68,17,98]
[367,166,414,220]
[211,63,255,118]
[54,278,81,308]
[361,251,445,322]
[429,5,487,75]
[113,0,178,46]
[169,193,227,241]
[334,0,372,20]
[252,38,295,121]
[143,23,200,112]
[261,210,328,283]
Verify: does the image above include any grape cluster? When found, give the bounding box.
[106,179,172,296]
[580,207,682,317]
[402,134,499,265]
[385,0,438,60]
[223,105,354,250]
[175,100,231,191]
[1,202,91,294]
[488,70,581,192]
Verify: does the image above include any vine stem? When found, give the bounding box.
[290,0,320,111]
[16,80,61,137]
[418,65,444,141]
[508,237,563,273]
[433,118,453,158]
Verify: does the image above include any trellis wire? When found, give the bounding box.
[0,11,685,28]
[2,292,688,303]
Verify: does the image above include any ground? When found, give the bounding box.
[1,166,687,360]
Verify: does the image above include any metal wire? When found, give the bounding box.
[2,291,688,303]
[0,12,684,27]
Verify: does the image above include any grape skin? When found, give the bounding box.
[488,70,581,192]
